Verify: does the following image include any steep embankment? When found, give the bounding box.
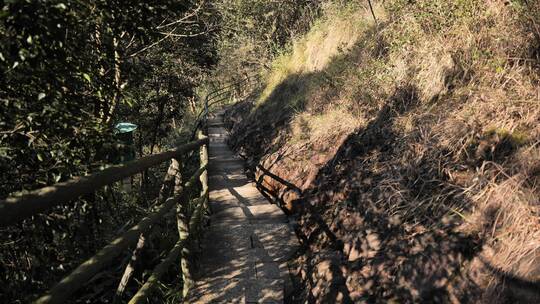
[224,1,539,303]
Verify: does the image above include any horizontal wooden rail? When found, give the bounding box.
[207,95,233,109]
[35,196,180,304]
[193,75,257,121]
[205,74,258,100]
[190,75,258,140]
[0,137,208,227]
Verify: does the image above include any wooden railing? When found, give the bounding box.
[190,74,258,140]
[252,163,342,249]
[0,138,207,228]
[21,131,210,304]
[0,76,257,303]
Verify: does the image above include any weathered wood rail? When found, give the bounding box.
[33,132,209,304]
[0,138,208,228]
[0,76,256,304]
[190,73,258,140]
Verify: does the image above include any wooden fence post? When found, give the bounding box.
[173,158,193,297]
[113,159,178,303]
[125,161,209,303]
[198,130,209,211]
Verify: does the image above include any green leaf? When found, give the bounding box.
[54,3,67,10]
[38,93,46,100]
[37,153,43,161]
[82,73,91,83]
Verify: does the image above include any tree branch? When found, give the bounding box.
[155,1,205,29]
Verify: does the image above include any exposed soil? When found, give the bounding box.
[223,98,540,303]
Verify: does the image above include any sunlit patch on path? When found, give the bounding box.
[188,110,299,303]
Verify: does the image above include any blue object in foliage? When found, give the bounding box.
[114,122,138,134]
[112,123,137,163]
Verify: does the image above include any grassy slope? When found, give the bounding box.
[226,1,539,302]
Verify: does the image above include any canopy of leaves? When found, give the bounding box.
[0,0,217,302]
[0,0,216,196]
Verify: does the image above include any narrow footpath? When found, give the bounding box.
[188,110,299,303]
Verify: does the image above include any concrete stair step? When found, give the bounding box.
[190,112,299,303]
[189,278,283,304]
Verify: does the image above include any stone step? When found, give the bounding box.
[189,278,283,304]
[200,222,298,262]
[209,196,269,211]
[190,112,299,303]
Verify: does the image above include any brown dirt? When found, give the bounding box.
[223,91,540,303]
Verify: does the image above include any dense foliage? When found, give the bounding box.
[0,0,216,196]
[0,1,217,302]
[211,0,322,84]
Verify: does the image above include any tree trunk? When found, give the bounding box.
[104,35,122,124]
[150,96,167,155]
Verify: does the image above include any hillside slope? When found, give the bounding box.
[223,1,540,303]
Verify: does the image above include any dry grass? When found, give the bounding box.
[226,0,540,301]
[471,176,540,278]
[291,107,363,144]
[258,2,385,104]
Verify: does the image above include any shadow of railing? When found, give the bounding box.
[242,162,344,254]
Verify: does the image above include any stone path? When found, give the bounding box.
[188,110,299,303]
